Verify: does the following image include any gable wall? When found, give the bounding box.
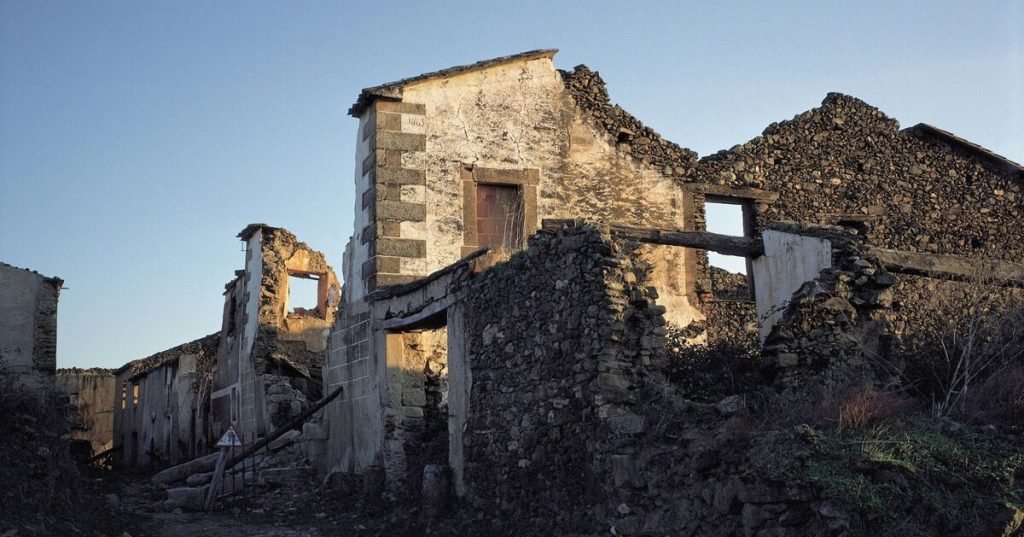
[693,93,1024,261]
[351,57,702,328]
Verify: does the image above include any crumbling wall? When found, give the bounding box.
[562,70,1024,340]
[113,333,218,468]
[0,263,61,387]
[756,226,896,393]
[255,227,340,348]
[212,225,339,441]
[254,228,337,424]
[694,94,1024,262]
[459,224,669,531]
[453,223,849,536]
[55,368,116,455]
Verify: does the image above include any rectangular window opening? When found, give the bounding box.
[287,273,321,316]
[706,199,753,300]
[476,184,524,252]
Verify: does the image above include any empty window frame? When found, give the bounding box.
[705,198,754,300]
[287,272,321,316]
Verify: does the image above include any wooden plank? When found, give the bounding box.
[542,220,764,257]
[203,448,227,510]
[869,247,1024,286]
[680,183,780,202]
[223,386,343,470]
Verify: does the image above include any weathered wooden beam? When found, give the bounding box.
[223,386,343,470]
[869,247,1024,286]
[680,183,780,203]
[542,220,764,257]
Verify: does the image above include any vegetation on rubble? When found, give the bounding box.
[663,325,762,402]
[773,410,1024,536]
[0,365,116,536]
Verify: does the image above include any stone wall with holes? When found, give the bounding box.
[692,94,1024,262]
[562,69,1024,345]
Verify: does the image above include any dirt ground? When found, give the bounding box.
[104,470,487,537]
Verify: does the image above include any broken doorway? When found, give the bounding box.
[384,314,450,500]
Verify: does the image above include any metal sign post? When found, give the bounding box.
[204,426,243,510]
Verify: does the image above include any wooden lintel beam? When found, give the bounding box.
[681,183,780,203]
[542,220,764,258]
[869,247,1024,287]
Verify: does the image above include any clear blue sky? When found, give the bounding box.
[1,1,1021,369]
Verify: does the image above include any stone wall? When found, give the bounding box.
[886,274,1024,345]
[348,53,701,329]
[459,224,669,531]
[113,333,218,468]
[0,263,62,388]
[693,93,1024,261]
[451,223,855,535]
[56,368,116,455]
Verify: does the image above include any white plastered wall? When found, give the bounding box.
[752,230,833,342]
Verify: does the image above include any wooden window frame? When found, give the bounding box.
[460,165,539,257]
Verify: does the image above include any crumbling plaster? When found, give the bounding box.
[212,225,339,441]
[752,230,833,342]
[56,368,117,455]
[353,54,701,328]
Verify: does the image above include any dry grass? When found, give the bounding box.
[961,362,1024,432]
[837,386,915,429]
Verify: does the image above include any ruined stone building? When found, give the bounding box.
[113,333,218,467]
[316,49,1024,530]
[211,224,340,443]
[0,262,62,388]
[112,224,339,468]
[56,368,117,456]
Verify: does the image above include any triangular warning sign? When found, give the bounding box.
[216,426,242,447]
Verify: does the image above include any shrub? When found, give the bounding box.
[837,386,915,429]
[894,279,1024,418]
[961,363,1024,432]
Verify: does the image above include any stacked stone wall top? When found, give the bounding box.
[694,93,1024,262]
[757,225,896,392]
[560,65,698,179]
